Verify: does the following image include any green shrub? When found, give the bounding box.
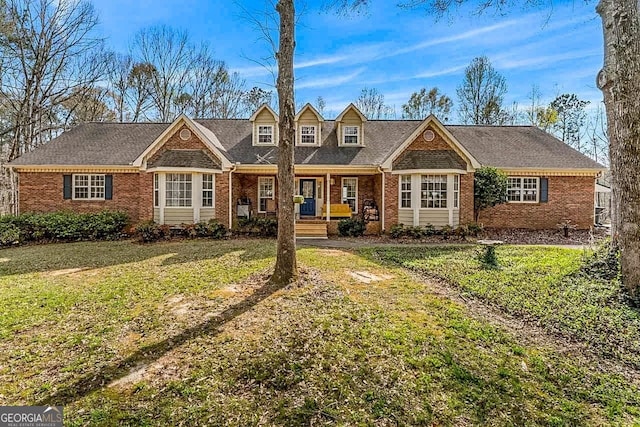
[235,217,278,237]
[439,224,453,240]
[338,217,366,237]
[189,220,227,239]
[134,220,168,243]
[0,211,129,243]
[478,245,500,269]
[423,223,436,237]
[0,223,20,246]
[467,222,484,237]
[389,224,405,239]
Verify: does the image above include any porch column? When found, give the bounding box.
[447,174,454,226]
[326,172,331,222]
[159,173,166,225]
[381,170,385,232]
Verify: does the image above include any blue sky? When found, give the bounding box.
[92,0,604,120]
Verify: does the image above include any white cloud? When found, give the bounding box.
[296,68,366,89]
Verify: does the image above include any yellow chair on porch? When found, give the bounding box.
[321,203,352,219]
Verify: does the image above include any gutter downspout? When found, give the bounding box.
[228,163,237,229]
[377,166,385,232]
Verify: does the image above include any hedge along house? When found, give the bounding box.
[8,103,605,237]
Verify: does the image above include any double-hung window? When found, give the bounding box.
[507,177,539,203]
[257,125,274,144]
[421,175,447,209]
[300,125,316,145]
[342,126,359,145]
[166,173,192,207]
[73,174,105,200]
[400,175,412,208]
[342,178,358,213]
[453,175,460,208]
[258,177,275,212]
[202,174,213,207]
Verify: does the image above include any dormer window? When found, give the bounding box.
[343,126,360,145]
[257,125,274,145]
[300,125,316,145]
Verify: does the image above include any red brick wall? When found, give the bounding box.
[18,171,153,224]
[215,172,230,227]
[148,124,221,165]
[459,172,474,224]
[384,173,399,231]
[479,176,595,229]
[329,175,376,213]
[396,125,453,154]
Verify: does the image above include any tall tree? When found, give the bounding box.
[355,87,394,119]
[131,25,196,122]
[106,53,133,122]
[550,93,590,153]
[243,86,273,115]
[315,95,326,116]
[126,62,156,122]
[402,87,453,121]
[457,56,510,125]
[524,85,557,131]
[270,0,297,286]
[596,0,640,302]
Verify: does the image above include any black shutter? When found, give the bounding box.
[540,178,549,203]
[105,175,113,200]
[63,175,72,199]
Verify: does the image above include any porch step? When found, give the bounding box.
[295,222,328,239]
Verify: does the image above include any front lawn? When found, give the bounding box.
[0,240,639,425]
[366,245,640,369]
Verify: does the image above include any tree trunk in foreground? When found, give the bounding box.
[597,0,640,303]
[270,0,298,286]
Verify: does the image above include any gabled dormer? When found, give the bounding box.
[336,103,367,147]
[250,104,279,146]
[295,103,324,147]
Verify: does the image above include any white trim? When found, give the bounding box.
[381,115,480,170]
[133,114,232,169]
[335,103,368,122]
[391,168,467,175]
[295,103,325,122]
[341,177,359,214]
[506,176,540,203]
[257,176,276,213]
[326,173,331,222]
[298,124,318,146]
[146,167,222,174]
[71,173,106,201]
[255,124,276,146]
[340,125,362,147]
[249,104,279,122]
[398,174,412,210]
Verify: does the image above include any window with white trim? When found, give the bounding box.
[400,175,412,208]
[342,126,360,145]
[453,175,460,209]
[73,174,105,200]
[165,173,192,207]
[202,174,213,207]
[258,177,275,212]
[300,125,316,145]
[421,175,447,209]
[507,177,539,203]
[342,178,358,213]
[154,174,159,207]
[257,125,274,144]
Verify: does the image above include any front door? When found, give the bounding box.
[299,179,316,216]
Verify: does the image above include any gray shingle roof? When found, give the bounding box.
[448,125,604,169]
[9,119,604,171]
[148,149,221,169]
[393,150,467,170]
[9,122,167,165]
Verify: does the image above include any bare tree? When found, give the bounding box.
[457,56,510,125]
[0,0,107,213]
[550,93,590,152]
[315,95,326,116]
[524,85,557,131]
[126,62,156,122]
[585,104,609,165]
[131,25,197,122]
[243,86,273,115]
[402,87,453,120]
[355,87,394,119]
[270,0,298,286]
[106,53,133,122]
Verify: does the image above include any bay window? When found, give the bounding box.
[166,173,192,207]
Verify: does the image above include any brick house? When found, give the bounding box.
[8,103,605,237]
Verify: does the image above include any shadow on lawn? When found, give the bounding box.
[0,239,276,276]
[35,274,286,406]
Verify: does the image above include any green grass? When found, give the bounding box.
[365,245,640,369]
[1,240,639,425]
